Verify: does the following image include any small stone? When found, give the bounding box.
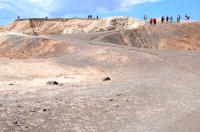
[59,83,64,86]
[9,83,14,85]
[116,94,121,96]
[102,77,111,81]
[17,105,21,107]
[115,105,119,108]
[47,81,59,85]
[43,109,47,112]
[13,121,17,124]
[30,110,37,112]
[0,104,2,106]
[109,99,114,101]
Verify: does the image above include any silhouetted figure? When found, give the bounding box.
[18,16,20,20]
[166,16,169,24]
[150,18,152,25]
[187,14,190,20]
[161,16,165,24]
[177,15,181,23]
[185,14,187,20]
[170,16,173,23]
[97,15,98,19]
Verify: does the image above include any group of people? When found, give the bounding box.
[161,15,174,24]
[185,14,190,20]
[148,14,190,25]
[88,15,99,19]
[144,15,147,21]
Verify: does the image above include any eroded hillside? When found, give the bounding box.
[0,17,145,35]
[94,22,200,50]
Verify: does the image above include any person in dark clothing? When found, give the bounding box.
[150,18,152,25]
[187,14,190,20]
[97,15,98,19]
[161,16,165,24]
[177,15,181,23]
[166,16,169,24]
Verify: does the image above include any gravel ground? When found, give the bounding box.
[1,23,200,131]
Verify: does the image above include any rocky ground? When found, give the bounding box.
[0,19,200,131]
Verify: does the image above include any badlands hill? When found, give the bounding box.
[0,16,145,35]
[1,17,200,131]
[0,18,200,60]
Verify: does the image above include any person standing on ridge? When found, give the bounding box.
[187,14,190,21]
[166,16,169,24]
[150,18,152,25]
[177,15,181,23]
[161,16,165,24]
[170,16,173,23]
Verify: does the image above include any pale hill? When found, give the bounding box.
[0,16,145,35]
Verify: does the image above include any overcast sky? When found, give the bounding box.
[0,0,199,25]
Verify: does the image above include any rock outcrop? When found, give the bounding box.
[62,16,145,34]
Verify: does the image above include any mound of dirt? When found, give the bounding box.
[94,22,200,50]
[0,31,79,59]
[0,17,145,35]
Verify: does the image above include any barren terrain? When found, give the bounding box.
[0,18,200,132]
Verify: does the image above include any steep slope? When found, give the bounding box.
[94,21,200,50]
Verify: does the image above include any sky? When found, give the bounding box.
[0,0,199,25]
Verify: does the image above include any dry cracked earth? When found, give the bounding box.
[0,20,200,132]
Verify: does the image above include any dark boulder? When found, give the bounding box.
[102,77,111,81]
[47,81,59,85]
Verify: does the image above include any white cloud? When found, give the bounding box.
[122,0,162,6]
[0,0,162,18]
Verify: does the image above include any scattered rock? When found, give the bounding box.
[0,104,2,106]
[30,110,37,112]
[12,121,17,124]
[43,109,47,112]
[47,81,59,85]
[116,94,121,96]
[109,99,114,101]
[102,77,111,81]
[9,83,14,85]
[59,83,64,86]
[115,105,119,108]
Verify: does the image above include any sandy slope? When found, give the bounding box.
[0,20,200,131]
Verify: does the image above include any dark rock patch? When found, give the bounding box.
[47,81,59,85]
[102,77,111,81]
